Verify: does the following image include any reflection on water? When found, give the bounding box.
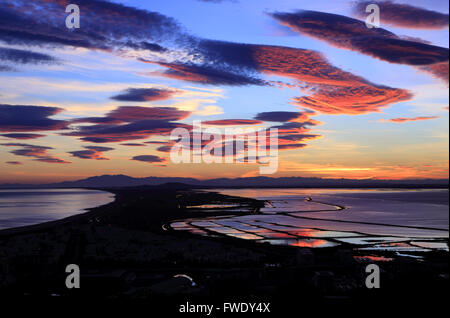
[0,188,114,230]
[171,188,449,252]
[186,204,240,209]
[410,241,449,250]
[354,255,394,262]
[290,239,336,248]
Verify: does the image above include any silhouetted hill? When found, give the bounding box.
[0,174,448,189]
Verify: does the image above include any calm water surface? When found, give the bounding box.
[171,188,449,252]
[0,188,114,230]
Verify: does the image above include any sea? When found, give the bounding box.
[0,188,114,230]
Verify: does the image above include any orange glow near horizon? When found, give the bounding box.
[290,239,329,248]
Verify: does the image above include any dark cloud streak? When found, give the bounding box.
[271,10,449,66]
[0,133,46,140]
[69,146,114,160]
[0,47,57,64]
[66,106,191,143]
[131,155,167,164]
[111,88,178,102]
[0,142,70,164]
[0,105,68,132]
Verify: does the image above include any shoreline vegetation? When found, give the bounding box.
[0,186,448,307]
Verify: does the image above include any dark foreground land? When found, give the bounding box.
[0,187,448,313]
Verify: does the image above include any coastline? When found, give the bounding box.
[0,188,117,238]
[0,187,448,305]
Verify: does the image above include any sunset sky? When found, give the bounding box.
[0,0,448,183]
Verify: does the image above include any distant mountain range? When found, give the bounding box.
[0,174,448,189]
